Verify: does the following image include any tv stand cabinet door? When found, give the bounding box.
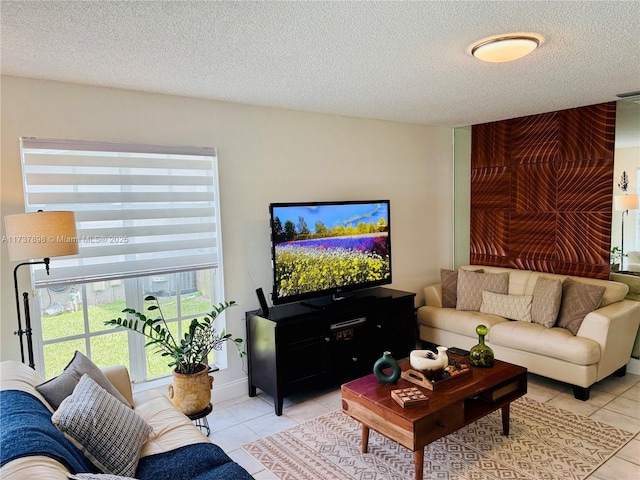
[327,323,374,382]
[246,313,278,403]
[373,292,416,359]
[246,312,331,416]
[280,325,331,388]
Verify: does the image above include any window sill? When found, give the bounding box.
[131,365,220,395]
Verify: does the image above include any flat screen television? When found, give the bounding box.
[269,199,392,305]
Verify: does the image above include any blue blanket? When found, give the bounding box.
[0,389,97,473]
[1,389,253,479]
[136,443,254,480]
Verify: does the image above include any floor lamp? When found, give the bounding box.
[614,194,640,271]
[4,211,79,369]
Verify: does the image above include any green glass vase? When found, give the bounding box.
[469,324,494,368]
[373,351,401,384]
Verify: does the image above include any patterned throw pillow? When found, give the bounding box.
[52,375,152,477]
[531,277,563,328]
[440,269,458,308]
[456,270,509,311]
[556,279,606,335]
[480,291,533,321]
[441,268,483,308]
[37,350,131,410]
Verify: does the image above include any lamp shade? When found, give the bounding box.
[614,194,640,212]
[4,211,79,261]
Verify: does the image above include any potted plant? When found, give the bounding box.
[105,295,244,415]
[611,246,623,272]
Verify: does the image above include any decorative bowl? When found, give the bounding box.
[409,346,448,372]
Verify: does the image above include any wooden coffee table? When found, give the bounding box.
[341,356,527,480]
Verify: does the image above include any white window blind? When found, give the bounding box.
[20,138,221,288]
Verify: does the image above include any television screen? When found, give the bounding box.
[270,200,391,305]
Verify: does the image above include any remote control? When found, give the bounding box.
[448,347,470,356]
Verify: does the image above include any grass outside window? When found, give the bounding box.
[41,294,214,379]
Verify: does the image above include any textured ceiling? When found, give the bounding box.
[1,1,639,127]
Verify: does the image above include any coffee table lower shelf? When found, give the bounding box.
[341,359,527,480]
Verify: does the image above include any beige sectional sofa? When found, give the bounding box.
[417,265,640,400]
[0,360,253,479]
[627,251,640,272]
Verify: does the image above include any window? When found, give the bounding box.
[20,138,226,382]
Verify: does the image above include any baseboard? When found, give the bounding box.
[627,357,640,375]
[211,377,249,403]
[133,374,249,404]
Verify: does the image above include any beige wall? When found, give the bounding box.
[1,76,453,398]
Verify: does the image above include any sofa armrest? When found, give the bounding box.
[423,284,443,308]
[102,365,134,407]
[577,300,640,380]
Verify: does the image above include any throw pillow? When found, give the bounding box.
[37,350,131,410]
[440,269,458,308]
[531,277,563,328]
[440,268,483,308]
[456,270,509,311]
[556,279,606,335]
[52,374,152,477]
[480,291,533,322]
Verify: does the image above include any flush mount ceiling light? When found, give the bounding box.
[471,34,542,63]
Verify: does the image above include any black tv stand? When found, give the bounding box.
[298,299,328,310]
[298,291,369,310]
[331,292,353,301]
[245,287,416,415]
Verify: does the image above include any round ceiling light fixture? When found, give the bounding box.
[471,34,542,63]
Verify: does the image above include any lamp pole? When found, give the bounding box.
[13,258,49,369]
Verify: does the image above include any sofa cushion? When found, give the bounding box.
[465,265,627,307]
[441,268,483,308]
[134,389,210,458]
[52,375,152,477]
[0,389,97,474]
[556,279,606,335]
[569,276,627,307]
[1,359,52,410]
[531,277,563,328]
[461,266,531,296]
[480,291,533,322]
[441,269,458,308]
[456,270,509,311]
[488,321,600,366]
[417,306,509,338]
[37,351,131,410]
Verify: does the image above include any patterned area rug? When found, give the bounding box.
[243,397,634,480]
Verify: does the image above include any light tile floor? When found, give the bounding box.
[203,372,640,480]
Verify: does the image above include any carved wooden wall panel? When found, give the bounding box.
[470,102,616,279]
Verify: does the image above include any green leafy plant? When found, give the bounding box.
[611,246,623,265]
[105,296,244,374]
